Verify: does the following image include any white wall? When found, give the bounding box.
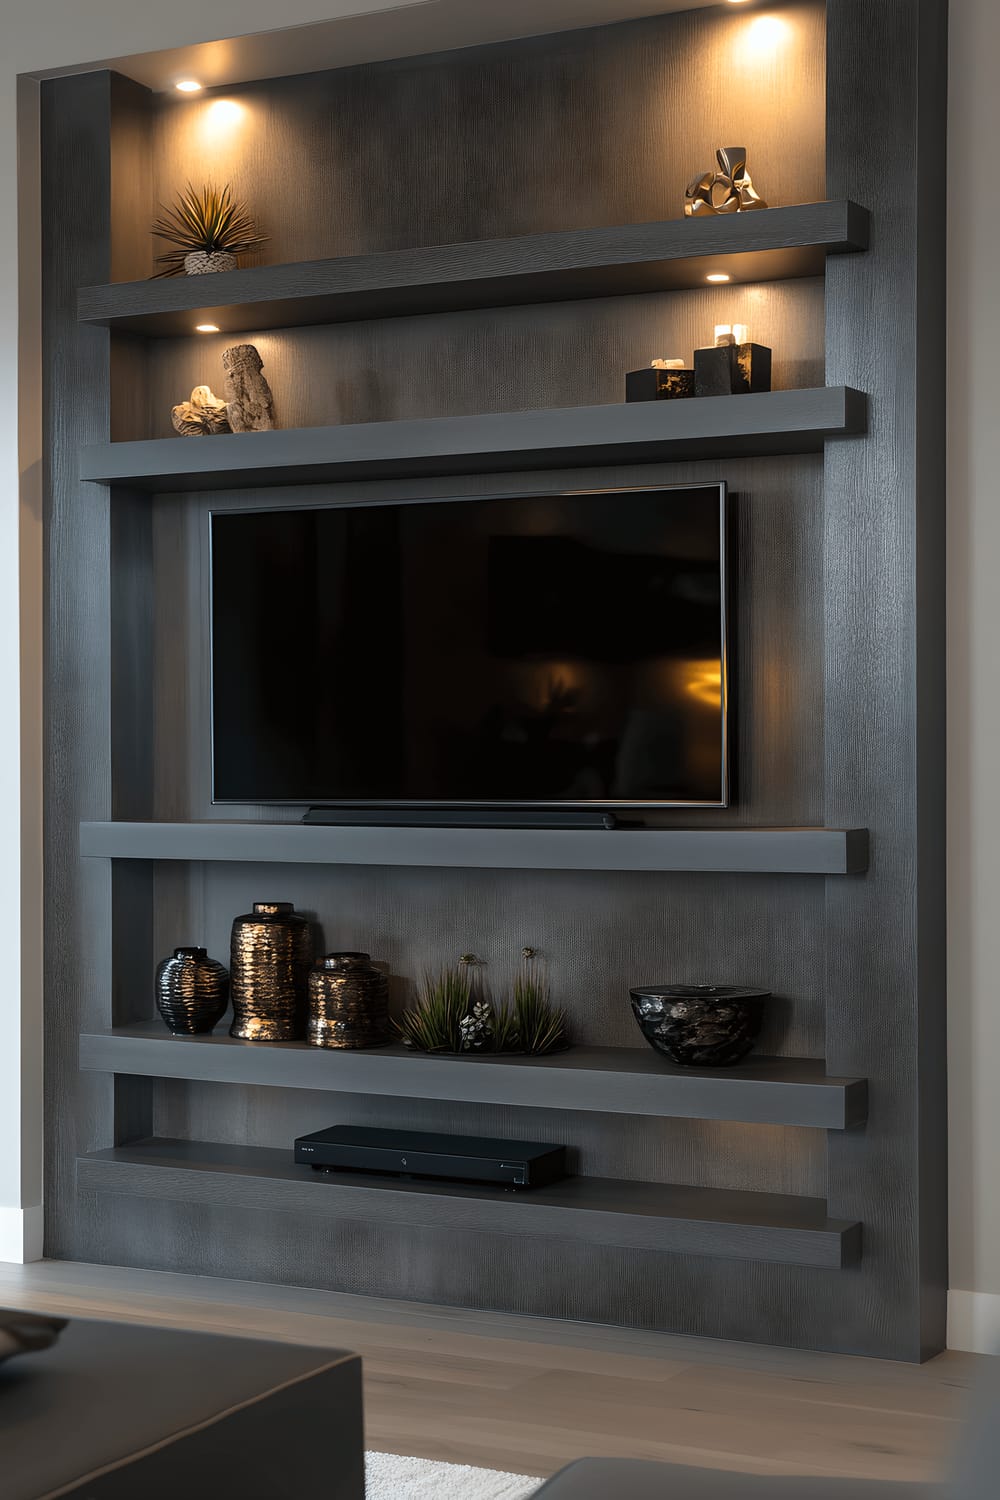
[3,0,998,1352]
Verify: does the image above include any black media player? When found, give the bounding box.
[294,1125,567,1189]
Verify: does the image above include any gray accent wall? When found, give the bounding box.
[43,0,948,1359]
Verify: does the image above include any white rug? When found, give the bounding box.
[365,1450,544,1498]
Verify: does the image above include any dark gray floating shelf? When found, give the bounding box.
[77,1139,862,1269]
[79,388,867,492]
[79,821,869,875]
[78,201,870,339]
[79,1025,868,1130]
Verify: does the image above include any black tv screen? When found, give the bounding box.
[211,484,732,808]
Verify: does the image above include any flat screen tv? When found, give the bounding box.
[210,483,733,810]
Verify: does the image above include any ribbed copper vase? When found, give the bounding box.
[155,947,230,1035]
[229,902,313,1041]
[307,952,391,1049]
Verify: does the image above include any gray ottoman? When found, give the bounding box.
[535,1353,1000,1500]
[533,1460,935,1499]
[0,1313,364,1499]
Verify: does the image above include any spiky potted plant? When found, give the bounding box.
[510,948,569,1055]
[395,961,476,1053]
[151,182,268,277]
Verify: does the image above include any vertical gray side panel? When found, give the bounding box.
[823,0,948,1359]
[42,72,153,1252]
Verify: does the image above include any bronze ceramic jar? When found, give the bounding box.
[230,902,313,1041]
[308,952,391,1049]
[155,947,230,1035]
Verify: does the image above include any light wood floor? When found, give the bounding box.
[0,1260,980,1483]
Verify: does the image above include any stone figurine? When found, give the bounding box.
[222,343,276,432]
[685,146,767,216]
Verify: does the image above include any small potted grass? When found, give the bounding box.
[396,950,569,1056]
[152,182,268,277]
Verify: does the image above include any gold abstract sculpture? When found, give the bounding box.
[171,384,231,436]
[685,146,767,217]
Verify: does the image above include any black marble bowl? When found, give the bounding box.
[629,984,770,1067]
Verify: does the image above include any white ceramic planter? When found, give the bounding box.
[184,250,238,275]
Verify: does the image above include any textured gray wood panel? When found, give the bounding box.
[85,387,862,488]
[112,1077,152,1149]
[147,855,830,1203]
[145,861,827,1057]
[822,0,948,1360]
[80,823,867,875]
[81,201,866,339]
[110,498,153,818]
[43,1,948,1358]
[109,78,152,285]
[72,1194,877,1355]
[79,1027,868,1129]
[150,1079,827,1199]
[149,5,826,271]
[42,73,134,1258]
[152,453,826,831]
[77,1141,858,1267]
[110,864,153,1029]
[138,281,825,441]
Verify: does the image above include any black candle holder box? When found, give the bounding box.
[693,342,772,397]
[625,367,694,402]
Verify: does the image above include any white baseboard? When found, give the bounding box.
[948,1290,1000,1353]
[0,1204,43,1264]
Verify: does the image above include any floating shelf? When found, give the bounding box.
[79,821,869,875]
[78,201,870,339]
[79,1025,868,1130]
[79,388,867,492]
[77,1138,862,1269]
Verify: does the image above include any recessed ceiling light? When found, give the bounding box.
[195,324,220,333]
[175,80,203,93]
[706,273,731,284]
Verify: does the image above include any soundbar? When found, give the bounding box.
[294,1125,567,1190]
[302,806,617,829]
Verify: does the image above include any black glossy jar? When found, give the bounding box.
[629,984,769,1067]
[155,947,230,1035]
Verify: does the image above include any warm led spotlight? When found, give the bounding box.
[706,273,731,284]
[745,14,791,52]
[195,324,220,333]
[207,99,245,127]
[175,80,203,93]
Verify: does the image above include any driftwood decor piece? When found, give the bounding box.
[171,385,231,437]
[222,343,276,432]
